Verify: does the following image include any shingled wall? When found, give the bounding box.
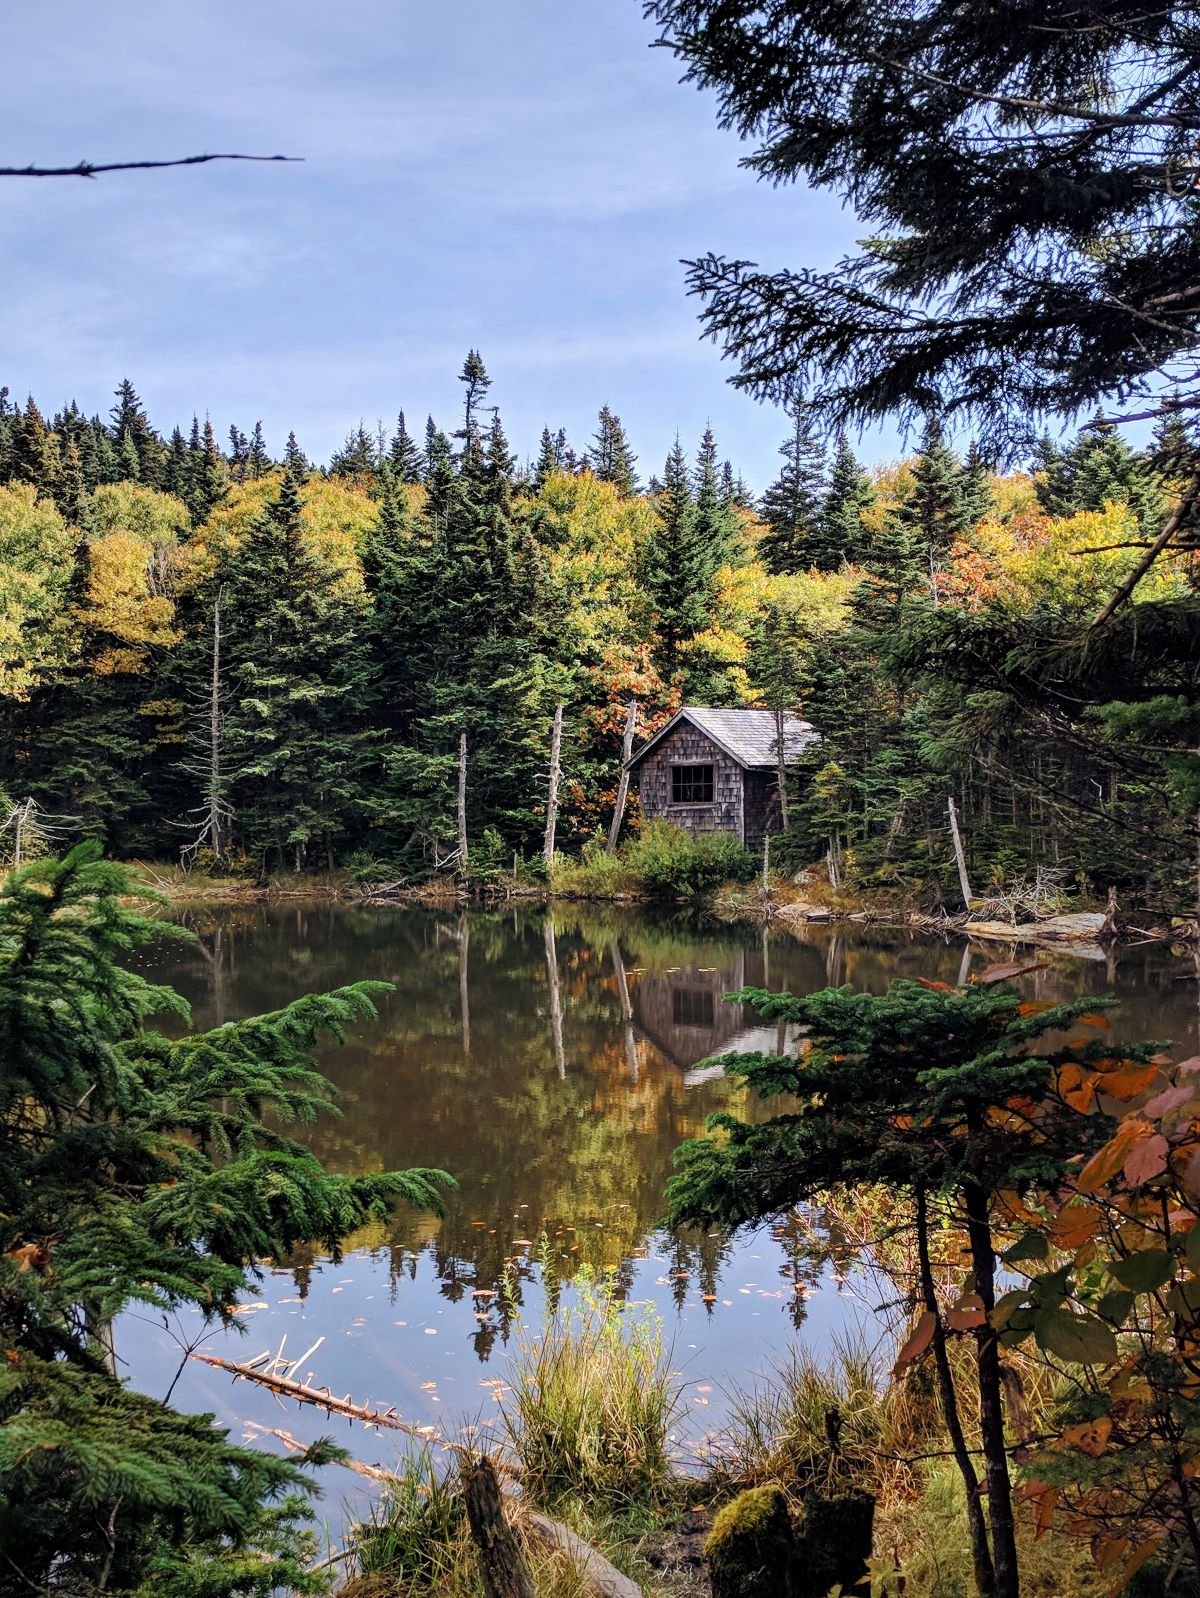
[635,722,744,841]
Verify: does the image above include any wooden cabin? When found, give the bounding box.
[628,706,818,852]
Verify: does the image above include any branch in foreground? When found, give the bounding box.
[0,152,300,179]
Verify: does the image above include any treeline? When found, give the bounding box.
[0,358,1196,907]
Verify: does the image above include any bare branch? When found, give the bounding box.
[0,153,300,180]
[1091,469,1200,628]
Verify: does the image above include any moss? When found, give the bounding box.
[704,1486,795,1598]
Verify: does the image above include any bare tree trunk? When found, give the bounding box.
[458,730,469,872]
[463,1457,536,1598]
[543,704,564,867]
[606,700,637,854]
[916,1187,994,1598]
[964,1181,1020,1598]
[948,794,973,908]
[544,918,566,1078]
[208,590,225,864]
[774,706,790,828]
[761,831,771,894]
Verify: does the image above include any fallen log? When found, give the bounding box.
[526,1513,643,1598]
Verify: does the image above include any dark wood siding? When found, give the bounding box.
[743,769,782,854]
[634,723,744,841]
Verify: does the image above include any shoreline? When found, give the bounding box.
[130,862,1200,956]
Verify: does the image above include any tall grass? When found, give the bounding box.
[502,1265,683,1510]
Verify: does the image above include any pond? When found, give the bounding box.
[125,901,1200,1546]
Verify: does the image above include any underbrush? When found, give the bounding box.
[550,822,757,902]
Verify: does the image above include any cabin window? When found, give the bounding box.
[673,987,715,1027]
[671,764,714,804]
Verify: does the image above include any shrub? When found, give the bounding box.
[624,820,757,898]
[548,835,637,899]
[502,1265,682,1510]
[348,1447,466,1592]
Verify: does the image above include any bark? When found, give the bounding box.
[606,700,637,853]
[544,918,566,1078]
[543,704,564,866]
[915,1186,994,1598]
[948,794,973,908]
[463,1457,536,1598]
[458,730,469,870]
[774,706,790,829]
[964,1181,1020,1598]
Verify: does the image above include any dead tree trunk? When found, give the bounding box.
[773,706,790,829]
[207,589,225,864]
[463,1456,536,1598]
[610,943,638,1082]
[543,704,564,867]
[458,730,469,873]
[606,700,637,854]
[947,794,973,909]
[459,912,471,1058]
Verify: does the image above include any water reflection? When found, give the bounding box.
[128,902,1200,1488]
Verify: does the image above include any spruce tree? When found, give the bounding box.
[588,405,639,495]
[388,410,423,484]
[217,457,370,870]
[819,432,875,566]
[329,422,377,480]
[693,425,740,570]
[109,379,164,487]
[759,408,825,573]
[534,425,560,491]
[641,437,713,678]
[227,424,249,482]
[247,420,270,479]
[0,845,451,1591]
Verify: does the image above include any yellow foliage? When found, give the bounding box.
[988,502,1190,614]
[0,484,76,700]
[86,483,189,548]
[529,470,656,658]
[181,471,375,594]
[84,532,180,674]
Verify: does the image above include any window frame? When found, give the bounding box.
[670,763,715,805]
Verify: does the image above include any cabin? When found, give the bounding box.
[628,706,818,853]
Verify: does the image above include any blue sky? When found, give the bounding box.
[1,2,885,489]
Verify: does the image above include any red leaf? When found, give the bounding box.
[976,962,1047,985]
[893,1310,937,1374]
[1124,1134,1169,1187]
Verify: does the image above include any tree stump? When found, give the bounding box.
[794,1488,875,1598]
[462,1456,535,1598]
[704,1485,796,1598]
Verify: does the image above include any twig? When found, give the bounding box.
[0,153,300,179]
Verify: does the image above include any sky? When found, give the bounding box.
[0,2,884,490]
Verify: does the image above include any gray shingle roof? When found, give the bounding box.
[628,707,819,770]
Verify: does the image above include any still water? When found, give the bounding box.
[125,902,1199,1531]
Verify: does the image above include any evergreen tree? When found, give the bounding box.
[587,405,638,495]
[109,378,164,486]
[162,425,190,502]
[534,425,560,491]
[819,432,875,566]
[641,438,713,678]
[898,417,972,582]
[553,427,578,474]
[247,420,270,478]
[181,418,226,525]
[388,410,423,484]
[283,429,308,472]
[217,458,370,870]
[759,408,825,572]
[329,422,377,480]
[11,397,59,497]
[693,425,741,569]
[0,845,451,1590]
[227,424,249,482]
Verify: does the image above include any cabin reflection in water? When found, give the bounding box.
[624,935,806,1083]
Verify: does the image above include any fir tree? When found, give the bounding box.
[329,422,377,480]
[388,410,423,484]
[218,457,371,870]
[109,378,163,486]
[534,425,560,491]
[0,845,451,1590]
[759,408,825,572]
[588,405,639,495]
[247,420,270,479]
[227,424,249,482]
[641,437,713,678]
[693,425,740,570]
[819,432,875,567]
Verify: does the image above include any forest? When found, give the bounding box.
[1,361,1197,911]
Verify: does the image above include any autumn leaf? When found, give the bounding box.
[1018,999,1056,1016]
[1077,1013,1112,1029]
[1108,1248,1173,1294]
[1100,1063,1161,1103]
[1050,1203,1100,1250]
[1034,1306,1118,1365]
[1032,1483,1059,1539]
[1077,1120,1147,1193]
[893,1309,937,1374]
[1124,1134,1169,1187]
[946,1292,987,1331]
[916,978,955,992]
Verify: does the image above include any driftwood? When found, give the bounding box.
[526,1513,642,1598]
